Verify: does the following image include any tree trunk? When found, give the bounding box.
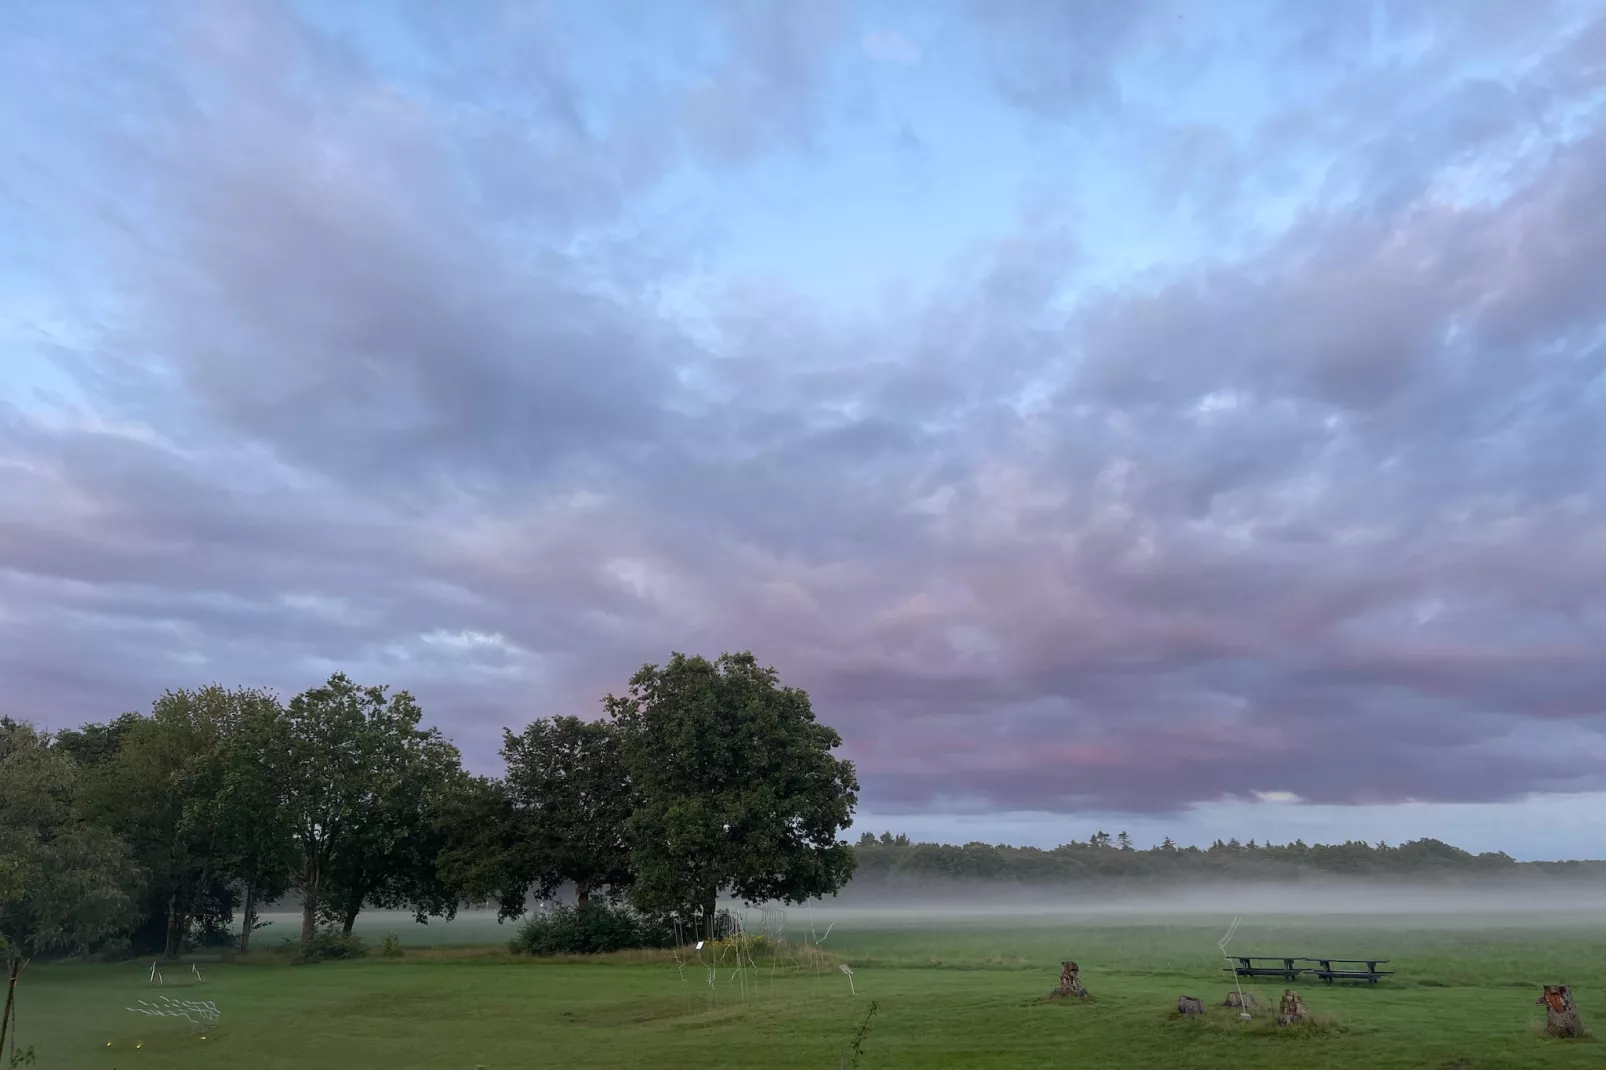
[339,876,365,935]
[164,889,181,959]
[700,894,718,942]
[300,872,320,946]
[0,958,24,1057]
[238,880,257,953]
[575,879,590,908]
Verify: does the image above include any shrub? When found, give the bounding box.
[508,902,678,956]
[379,933,405,959]
[294,927,368,964]
[96,936,133,962]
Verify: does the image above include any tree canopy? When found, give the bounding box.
[265,673,465,943]
[500,715,637,909]
[606,651,859,936]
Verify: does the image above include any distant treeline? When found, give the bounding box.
[848,831,1606,886]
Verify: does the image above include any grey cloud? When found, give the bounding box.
[3,0,1606,820]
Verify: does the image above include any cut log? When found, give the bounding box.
[1177,996,1205,1015]
[1276,989,1309,1025]
[1046,960,1090,1001]
[1537,985,1587,1038]
[1223,991,1257,1009]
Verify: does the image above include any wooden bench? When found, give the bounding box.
[1304,958,1393,984]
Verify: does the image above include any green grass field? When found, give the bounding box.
[14,908,1605,1069]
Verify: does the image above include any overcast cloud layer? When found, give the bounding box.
[4,0,1606,853]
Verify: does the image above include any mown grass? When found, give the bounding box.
[14,912,1605,1069]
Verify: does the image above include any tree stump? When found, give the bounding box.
[1223,991,1257,1010]
[1177,996,1205,1015]
[1276,989,1309,1025]
[1047,960,1090,1000]
[1537,985,1587,1038]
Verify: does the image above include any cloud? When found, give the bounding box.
[861,31,921,66]
[3,0,1606,832]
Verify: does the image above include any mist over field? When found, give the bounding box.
[822,879,1606,920]
[250,874,1606,957]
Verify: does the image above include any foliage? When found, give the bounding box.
[0,721,140,963]
[379,933,405,959]
[264,673,465,945]
[293,927,369,964]
[0,720,140,1058]
[433,776,526,919]
[499,716,637,910]
[506,902,677,957]
[848,1000,880,1069]
[71,688,254,955]
[204,692,297,952]
[606,651,859,934]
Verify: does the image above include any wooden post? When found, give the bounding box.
[0,957,24,1058]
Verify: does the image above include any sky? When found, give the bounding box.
[4,0,1606,860]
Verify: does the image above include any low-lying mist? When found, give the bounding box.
[819,876,1606,926]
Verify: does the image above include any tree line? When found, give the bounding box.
[0,651,859,981]
[849,830,1606,886]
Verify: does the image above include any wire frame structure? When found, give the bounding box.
[125,996,221,1033]
[1217,917,1253,1019]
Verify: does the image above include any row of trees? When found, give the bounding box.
[0,652,860,977]
[849,831,1606,886]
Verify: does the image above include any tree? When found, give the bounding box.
[434,776,526,919]
[266,673,463,945]
[501,716,637,908]
[50,712,143,768]
[1116,831,1134,852]
[1089,831,1113,849]
[1,721,139,1054]
[76,687,255,956]
[202,695,296,951]
[607,651,859,938]
[314,734,466,936]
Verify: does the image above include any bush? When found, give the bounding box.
[96,936,133,962]
[379,933,404,959]
[508,902,678,956]
[294,927,368,964]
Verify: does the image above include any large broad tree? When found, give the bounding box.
[501,716,637,908]
[606,652,859,937]
[267,673,464,945]
[315,742,467,935]
[1,720,139,1054]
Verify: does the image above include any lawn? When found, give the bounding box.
[13,909,1605,1069]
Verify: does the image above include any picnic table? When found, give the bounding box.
[1224,956,1392,984]
[1307,958,1393,984]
